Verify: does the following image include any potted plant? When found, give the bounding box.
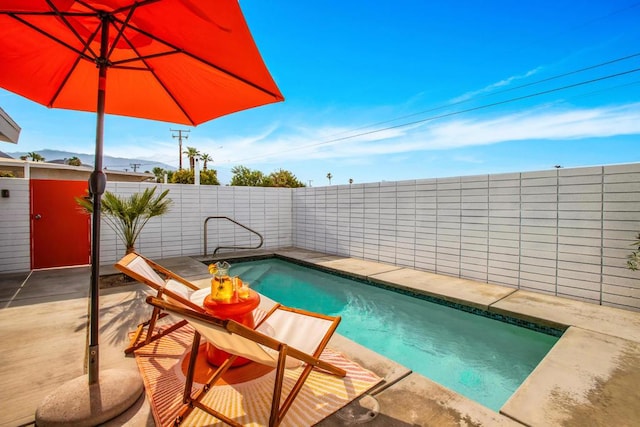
[77,186,172,254]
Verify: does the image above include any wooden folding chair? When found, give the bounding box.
[115,252,207,354]
[145,296,347,427]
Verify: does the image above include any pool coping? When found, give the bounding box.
[205,247,640,426]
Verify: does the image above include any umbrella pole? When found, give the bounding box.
[35,15,143,425]
[88,14,109,385]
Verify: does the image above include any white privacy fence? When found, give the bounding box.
[102,183,294,263]
[292,164,640,311]
[0,163,638,310]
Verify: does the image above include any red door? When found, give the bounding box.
[30,179,91,269]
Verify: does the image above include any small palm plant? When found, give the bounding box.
[77,186,172,254]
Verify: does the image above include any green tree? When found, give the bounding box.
[230,165,267,186]
[183,146,200,171]
[67,156,82,166]
[268,169,305,188]
[170,168,194,184]
[170,168,219,185]
[326,172,333,185]
[200,153,212,171]
[26,152,45,162]
[200,169,220,185]
[76,187,172,254]
[230,166,305,188]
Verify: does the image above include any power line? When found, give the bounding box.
[308,51,640,141]
[553,78,640,102]
[341,66,640,140]
[485,52,640,97]
[232,64,640,163]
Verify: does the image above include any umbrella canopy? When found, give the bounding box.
[0,0,283,125]
[0,0,283,392]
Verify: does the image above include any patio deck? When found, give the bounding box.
[1,247,639,426]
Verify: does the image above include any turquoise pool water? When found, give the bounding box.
[229,258,560,411]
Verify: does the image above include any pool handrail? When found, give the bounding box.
[204,216,264,256]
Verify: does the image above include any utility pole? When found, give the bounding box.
[171,129,190,170]
[130,163,141,172]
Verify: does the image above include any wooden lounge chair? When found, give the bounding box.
[115,252,207,354]
[145,296,347,427]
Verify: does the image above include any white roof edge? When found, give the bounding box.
[0,157,154,177]
[0,107,21,143]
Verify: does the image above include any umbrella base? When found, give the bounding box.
[35,368,143,427]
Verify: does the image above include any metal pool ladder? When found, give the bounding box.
[203,216,264,256]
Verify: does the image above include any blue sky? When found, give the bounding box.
[2,0,640,186]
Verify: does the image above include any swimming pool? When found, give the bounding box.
[227,257,560,411]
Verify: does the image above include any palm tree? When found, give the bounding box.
[183,146,200,171]
[26,152,45,162]
[200,153,212,171]
[151,167,167,183]
[326,172,333,185]
[76,187,171,254]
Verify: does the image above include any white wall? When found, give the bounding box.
[0,178,30,272]
[98,182,293,264]
[292,164,640,311]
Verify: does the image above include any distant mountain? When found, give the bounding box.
[6,149,175,172]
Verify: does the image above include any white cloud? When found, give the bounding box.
[106,138,177,165]
[451,67,542,103]
[219,102,640,165]
[94,102,640,171]
[424,103,640,148]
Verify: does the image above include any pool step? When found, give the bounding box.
[230,264,272,285]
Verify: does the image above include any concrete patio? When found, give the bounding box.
[1,247,639,426]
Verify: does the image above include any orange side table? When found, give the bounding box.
[202,290,261,367]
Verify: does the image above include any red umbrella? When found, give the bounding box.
[0,0,283,125]
[0,0,282,417]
